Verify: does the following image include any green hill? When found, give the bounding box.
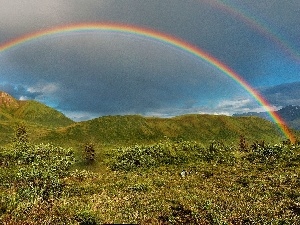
[0,91,74,145]
[41,114,287,147]
[0,91,74,127]
[13,100,74,127]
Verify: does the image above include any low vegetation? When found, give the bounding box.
[109,138,235,171]
[0,125,299,224]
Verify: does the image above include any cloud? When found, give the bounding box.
[0,82,61,107]
[62,110,101,122]
[0,83,42,100]
[142,97,265,118]
[1,1,299,94]
[260,82,300,106]
[217,97,282,114]
[1,0,299,78]
[0,0,74,36]
[217,98,253,111]
[28,83,59,94]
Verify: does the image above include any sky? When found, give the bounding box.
[0,0,299,121]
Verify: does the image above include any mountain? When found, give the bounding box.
[0,91,74,127]
[0,91,19,108]
[0,91,19,120]
[233,105,300,130]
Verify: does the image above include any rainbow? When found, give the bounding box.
[0,22,295,142]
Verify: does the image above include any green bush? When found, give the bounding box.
[110,139,204,171]
[110,139,237,171]
[0,127,74,224]
[246,141,296,163]
[0,126,75,221]
[202,141,236,164]
[14,143,74,201]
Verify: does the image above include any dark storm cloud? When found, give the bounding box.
[260,82,300,107]
[2,32,244,116]
[1,0,299,81]
[56,0,283,82]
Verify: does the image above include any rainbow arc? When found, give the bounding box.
[0,22,295,142]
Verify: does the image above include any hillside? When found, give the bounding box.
[13,100,74,127]
[1,91,299,223]
[0,91,74,145]
[40,114,287,147]
[0,91,74,127]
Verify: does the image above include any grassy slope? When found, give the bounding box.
[0,110,13,121]
[0,99,74,128]
[14,100,74,127]
[41,114,285,148]
[1,110,295,149]
[0,100,74,145]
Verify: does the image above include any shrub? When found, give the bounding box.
[14,143,74,201]
[202,141,236,164]
[84,143,96,162]
[110,139,204,171]
[13,124,29,144]
[110,139,236,171]
[239,135,248,152]
[246,141,296,163]
[0,125,75,221]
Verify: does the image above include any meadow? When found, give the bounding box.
[0,125,299,224]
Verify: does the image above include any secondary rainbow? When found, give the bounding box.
[203,0,300,63]
[0,22,295,142]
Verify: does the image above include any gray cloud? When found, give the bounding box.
[1,1,299,81]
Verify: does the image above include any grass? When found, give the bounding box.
[1,134,299,224]
[8,160,298,224]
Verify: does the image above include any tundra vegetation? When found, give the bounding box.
[0,126,299,224]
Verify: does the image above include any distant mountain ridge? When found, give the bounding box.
[233,105,300,130]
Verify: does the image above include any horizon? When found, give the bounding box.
[0,89,293,122]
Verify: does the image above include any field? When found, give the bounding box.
[0,126,300,224]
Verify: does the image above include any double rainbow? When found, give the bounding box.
[0,23,295,142]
